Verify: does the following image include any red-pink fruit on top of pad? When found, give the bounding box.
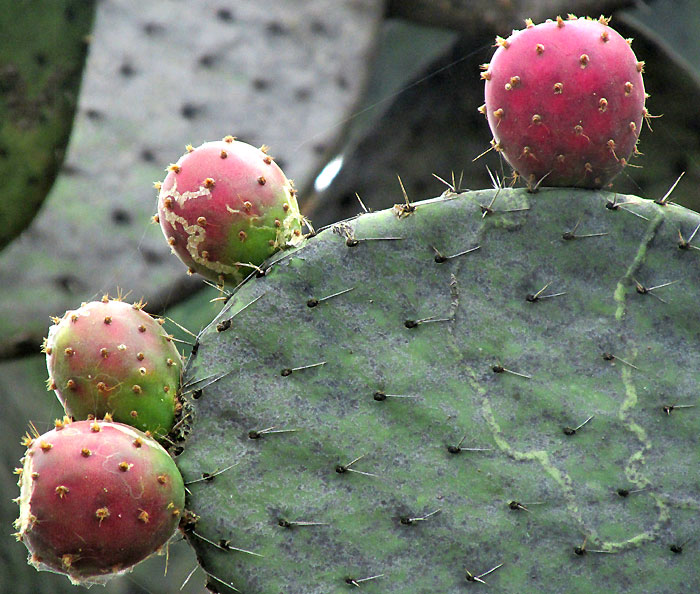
[481,15,647,188]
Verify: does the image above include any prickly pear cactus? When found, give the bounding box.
[0,0,94,250]
[176,186,700,593]
[157,138,303,284]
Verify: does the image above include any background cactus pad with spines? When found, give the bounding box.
[177,187,700,593]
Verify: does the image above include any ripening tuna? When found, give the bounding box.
[14,419,185,585]
[480,15,648,188]
[156,136,304,284]
[44,296,182,437]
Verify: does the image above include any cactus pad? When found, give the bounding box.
[0,0,94,250]
[179,187,699,593]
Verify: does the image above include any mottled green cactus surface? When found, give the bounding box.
[177,188,700,593]
[0,0,94,249]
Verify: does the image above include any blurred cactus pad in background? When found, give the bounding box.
[0,0,94,250]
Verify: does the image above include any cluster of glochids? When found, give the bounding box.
[480,15,649,189]
[14,135,306,585]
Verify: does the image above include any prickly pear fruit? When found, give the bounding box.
[156,136,304,284]
[45,296,182,437]
[14,419,185,585]
[481,15,647,188]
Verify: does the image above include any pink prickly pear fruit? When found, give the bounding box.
[481,15,647,189]
[14,419,185,585]
[44,296,182,438]
[156,136,304,284]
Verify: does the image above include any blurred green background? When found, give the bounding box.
[1,0,698,591]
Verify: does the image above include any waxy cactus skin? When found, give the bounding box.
[14,420,185,585]
[179,186,700,593]
[157,137,304,284]
[45,297,182,437]
[481,16,646,188]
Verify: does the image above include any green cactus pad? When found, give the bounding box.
[177,188,700,593]
[0,0,94,250]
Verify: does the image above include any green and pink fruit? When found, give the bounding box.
[481,15,647,188]
[45,296,182,437]
[14,419,185,586]
[156,136,304,284]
